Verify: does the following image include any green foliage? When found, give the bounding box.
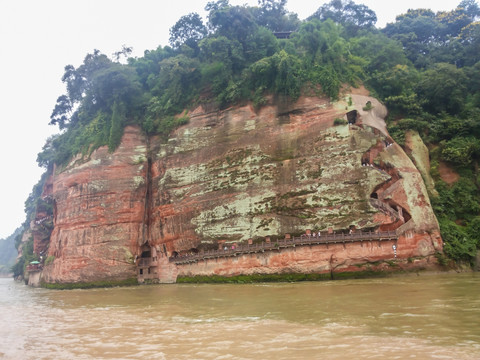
[248,50,304,100]
[169,12,207,50]
[11,236,37,278]
[387,125,406,146]
[108,101,126,152]
[255,0,300,31]
[0,227,21,275]
[435,251,450,266]
[42,278,138,290]
[44,256,55,266]
[157,114,190,138]
[368,65,419,100]
[441,136,480,165]
[144,97,191,136]
[438,218,477,263]
[177,268,398,283]
[432,178,480,222]
[177,272,332,283]
[151,55,202,113]
[244,26,279,63]
[384,93,423,117]
[334,118,348,125]
[416,63,467,115]
[351,33,408,74]
[23,172,49,224]
[386,118,430,147]
[206,2,258,45]
[10,258,25,279]
[309,0,377,36]
[307,64,342,99]
[363,101,373,111]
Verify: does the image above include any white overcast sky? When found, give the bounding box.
[0,0,462,239]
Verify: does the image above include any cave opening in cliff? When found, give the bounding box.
[140,243,152,259]
[346,110,358,124]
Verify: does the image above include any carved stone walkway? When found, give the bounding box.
[170,231,398,265]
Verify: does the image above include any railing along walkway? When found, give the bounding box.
[170,231,398,265]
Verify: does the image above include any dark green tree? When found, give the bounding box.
[50,50,141,130]
[416,63,467,114]
[49,95,72,129]
[383,9,443,67]
[169,13,207,51]
[129,46,175,87]
[150,55,201,113]
[309,0,377,36]
[459,21,480,66]
[255,0,299,31]
[206,2,258,45]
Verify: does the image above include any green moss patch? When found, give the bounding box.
[176,270,392,284]
[41,277,138,290]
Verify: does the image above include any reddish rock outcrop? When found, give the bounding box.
[41,127,148,284]
[37,94,442,285]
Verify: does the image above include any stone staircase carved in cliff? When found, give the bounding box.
[362,137,412,231]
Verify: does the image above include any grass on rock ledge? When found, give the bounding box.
[176,271,390,284]
[41,277,138,290]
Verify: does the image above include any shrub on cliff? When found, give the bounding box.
[334,118,348,126]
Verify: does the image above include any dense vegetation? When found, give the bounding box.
[0,228,20,276]
[17,0,480,267]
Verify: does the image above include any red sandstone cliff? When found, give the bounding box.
[37,93,442,285]
[41,127,148,284]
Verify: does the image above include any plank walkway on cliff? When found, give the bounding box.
[170,231,398,265]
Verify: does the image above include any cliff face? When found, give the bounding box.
[39,93,442,284]
[41,127,148,283]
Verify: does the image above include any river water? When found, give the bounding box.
[0,273,479,359]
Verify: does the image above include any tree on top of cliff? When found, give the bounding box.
[254,0,300,32]
[51,51,142,128]
[309,0,377,36]
[169,13,208,52]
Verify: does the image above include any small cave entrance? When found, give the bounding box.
[346,110,358,124]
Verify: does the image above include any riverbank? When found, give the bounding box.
[32,255,476,289]
[176,266,475,284]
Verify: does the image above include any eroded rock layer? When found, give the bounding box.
[39,94,442,284]
[41,127,148,284]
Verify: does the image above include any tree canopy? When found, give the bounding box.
[31,0,480,264]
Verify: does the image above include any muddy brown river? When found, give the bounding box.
[1,273,479,359]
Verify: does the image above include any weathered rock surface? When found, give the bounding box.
[41,127,148,284]
[38,93,442,284]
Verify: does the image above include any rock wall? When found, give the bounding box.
[176,240,437,279]
[41,127,148,284]
[39,93,442,285]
